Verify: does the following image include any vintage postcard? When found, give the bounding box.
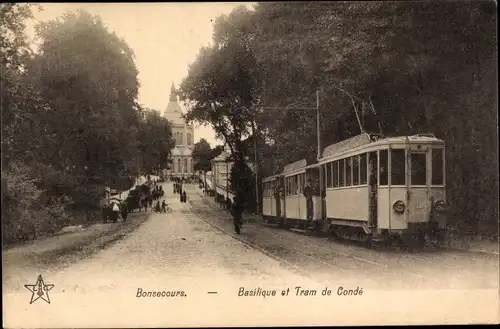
[2,2,499,327]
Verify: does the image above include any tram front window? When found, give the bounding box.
[432,149,444,185]
[391,149,406,185]
[411,153,427,185]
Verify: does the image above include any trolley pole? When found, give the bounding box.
[316,90,321,161]
[226,158,229,206]
[252,117,260,214]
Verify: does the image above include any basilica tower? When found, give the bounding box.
[163,82,194,178]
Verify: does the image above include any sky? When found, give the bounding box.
[26,3,254,148]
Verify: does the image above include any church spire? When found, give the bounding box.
[169,81,177,102]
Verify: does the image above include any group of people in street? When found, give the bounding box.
[102,200,128,223]
[154,199,168,213]
[102,177,169,223]
[172,177,189,203]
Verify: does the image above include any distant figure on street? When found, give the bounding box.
[161,200,167,213]
[182,191,187,203]
[121,203,128,221]
[102,204,109,223]
[179,190,183,203]
[154,200,161,213]
[111,202,120,223]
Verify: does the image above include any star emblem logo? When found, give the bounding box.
[25,275,55,304]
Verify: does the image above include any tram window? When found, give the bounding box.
[391,149,406,185]
[332,161,339,187]
[353,156,359,185]
[411,153,427,185]
[379,150,388,185]
[339,159,345,186]
[432,149,444,185]
[360,153,367,185]
[326,163,332,188]
[346,157,352,186]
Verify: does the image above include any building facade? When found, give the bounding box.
[163,82,194,178]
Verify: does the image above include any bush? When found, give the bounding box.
[2,162,71,245]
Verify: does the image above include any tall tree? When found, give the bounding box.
[28,9,143,217]
[180,6,259,225]
[137,108,175,175]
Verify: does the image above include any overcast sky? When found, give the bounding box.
[26,3,253,147]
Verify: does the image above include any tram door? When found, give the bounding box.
[368,152,378,227]
[305,166,322,221]
[275,177,283,219]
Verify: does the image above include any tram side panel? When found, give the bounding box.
[262,196,273,219]
[325,187,369,222]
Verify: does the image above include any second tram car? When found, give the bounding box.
[261,133,448,245]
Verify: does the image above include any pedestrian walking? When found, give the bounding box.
[182,191,187,203]
[111,202,120,223]
[121,203,128,221]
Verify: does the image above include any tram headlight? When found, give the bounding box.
[393,200,405,214]
[434,200,447,212]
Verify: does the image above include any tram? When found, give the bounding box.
[262,133,448,245]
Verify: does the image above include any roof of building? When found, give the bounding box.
[163,82,188,126]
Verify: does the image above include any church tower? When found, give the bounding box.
[163,81,194,179]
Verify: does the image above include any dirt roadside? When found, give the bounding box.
[3,211,151,277]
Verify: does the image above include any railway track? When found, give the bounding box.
[189,194,429,285]
[185,189,498,289]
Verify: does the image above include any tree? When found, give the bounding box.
[180,6,259,224]
[30,9,142,213]
[192,138,213,173]
[200,2,497,238]
[1,4,71,244]
[137,108,175,174]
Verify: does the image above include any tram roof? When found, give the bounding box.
[320,132,444,161]
[262,175,280,182]
[283,159,307,174]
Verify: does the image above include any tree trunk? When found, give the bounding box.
[231,148,246,222]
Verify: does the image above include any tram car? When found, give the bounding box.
[262,133,448,245]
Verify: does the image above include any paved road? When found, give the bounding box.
[4,183,498,327]
[3,183,321,327]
